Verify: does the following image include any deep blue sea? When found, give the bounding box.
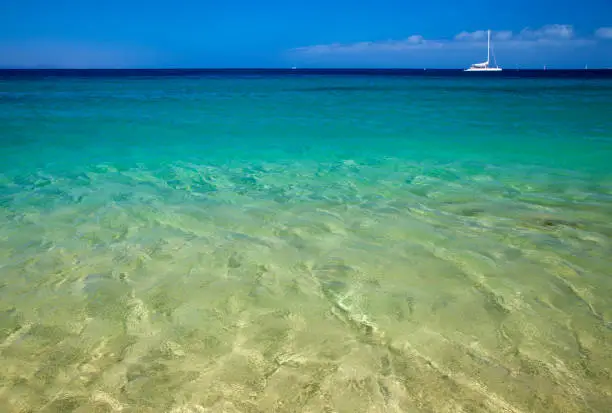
[1,70,611,412]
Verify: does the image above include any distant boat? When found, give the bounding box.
[465,30,502,72]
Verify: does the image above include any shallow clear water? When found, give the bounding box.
[1,73,612,412]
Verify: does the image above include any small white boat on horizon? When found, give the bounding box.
[465,30,502,72]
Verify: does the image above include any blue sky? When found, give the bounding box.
[1,0,611,68]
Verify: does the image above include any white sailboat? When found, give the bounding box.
[465,29,502,72]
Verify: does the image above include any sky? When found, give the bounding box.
[0,0,611,68]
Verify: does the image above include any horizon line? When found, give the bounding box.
[1,67,611,71]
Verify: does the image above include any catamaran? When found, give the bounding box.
[465,29,502,72]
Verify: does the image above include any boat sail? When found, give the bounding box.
[465,30,502,72]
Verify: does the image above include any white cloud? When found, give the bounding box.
[291,36,441,56]
[595,27,612,39]
[452,25,575,43]
[455,30,488,41]
[519,24,574,40]
[289,24,597,60]
[406,35,425,44]
[494,31,514,41]
[287,24,607,68]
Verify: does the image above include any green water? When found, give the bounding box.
[1,73,611,412]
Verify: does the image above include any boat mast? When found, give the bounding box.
[487,30,491,66]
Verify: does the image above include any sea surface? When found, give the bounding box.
[1,70,611,413]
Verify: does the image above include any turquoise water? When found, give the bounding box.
[1,73,612,412]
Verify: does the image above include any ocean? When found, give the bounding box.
[1,69,611,412]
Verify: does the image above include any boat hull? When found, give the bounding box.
[464,67,503,72]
